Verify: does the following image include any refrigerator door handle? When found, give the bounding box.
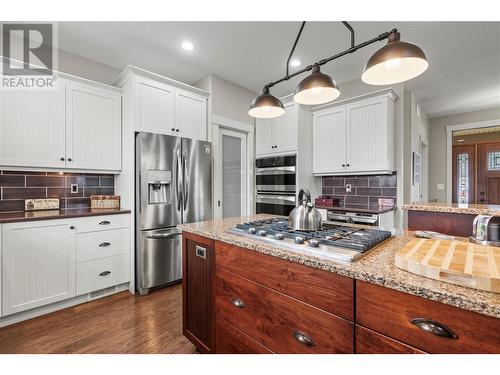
[175,148,183,212]
[182,150,189,211]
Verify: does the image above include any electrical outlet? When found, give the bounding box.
[345,184,352,193]
[71,184,79,194]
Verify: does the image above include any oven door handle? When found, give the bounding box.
[256,194,297,205]
[256,166,296,175]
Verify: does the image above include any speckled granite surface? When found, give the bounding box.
[403,202,500,216]
[179,214,500,319]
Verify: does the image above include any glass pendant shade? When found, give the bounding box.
[248,87,285,118]
[293,65,340,105]
[362,31,428,85]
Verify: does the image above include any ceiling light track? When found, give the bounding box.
[249,21,428,118]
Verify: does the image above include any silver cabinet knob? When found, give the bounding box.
[231,298,245,308]
[293,331,315,347]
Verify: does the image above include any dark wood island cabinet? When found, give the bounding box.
[182,233,500,354]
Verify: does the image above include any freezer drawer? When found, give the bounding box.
[137,227,182,293]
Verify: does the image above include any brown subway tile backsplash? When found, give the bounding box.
[321,173,397,209]
[0,170,115,212]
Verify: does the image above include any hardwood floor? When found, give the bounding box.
[0,284,196,354]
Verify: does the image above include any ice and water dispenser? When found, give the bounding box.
[147,170,171,205]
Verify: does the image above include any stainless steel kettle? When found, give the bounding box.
[288,188,322,231]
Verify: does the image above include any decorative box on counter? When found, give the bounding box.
[90,195,120,209]
[314,197,340,208]
[25,198,60,211]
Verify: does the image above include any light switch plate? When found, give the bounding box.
[71,184,79,194]
[437,184,445,191]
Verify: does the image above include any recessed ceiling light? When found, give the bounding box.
[181,41,194,51]
[290,59,301,67]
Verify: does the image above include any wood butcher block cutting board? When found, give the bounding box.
[395,238,500,293]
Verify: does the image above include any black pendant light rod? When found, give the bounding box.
[286,21,306,77]
[265,22,398,89]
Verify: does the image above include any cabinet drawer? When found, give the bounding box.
[75,214,130,233]
[356,281,500,353]
[215,241,354,321]
[76,228,130,262]
[356,326,425,354]
[76,254,130,295]
[216,315,273,354]
[215,267,354,354]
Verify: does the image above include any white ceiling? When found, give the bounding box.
[58,21,500,118]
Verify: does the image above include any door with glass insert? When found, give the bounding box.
[478,143,500,204]
[452,145,475,204]
[217,128,248,218]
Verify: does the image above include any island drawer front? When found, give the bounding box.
[355,326,425,354]
[215,266,354,354]
[76,228,130,262]
[75,214,130,233]
[215,241,354,321]
[356,281,500,354]
[216,315,273,354]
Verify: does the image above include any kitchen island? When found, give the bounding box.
[179,214,500,354]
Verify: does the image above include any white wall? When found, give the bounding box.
[428,107,500,202]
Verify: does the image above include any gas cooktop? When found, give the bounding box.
[226,217,392,262]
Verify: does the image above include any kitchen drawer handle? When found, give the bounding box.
[293,331,315,347]
[231,298,245,308]
[410,318,458,339]
[99,242,111,247]
[99,271,111,277]
[99,221,111,225]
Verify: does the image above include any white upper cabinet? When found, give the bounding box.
[174,88,207,140]
[1,219,76,316]
[135,77,175,135]
[0,80,66,169]
[255,103,297,157]
[312,90,396,175]
[66,82,122,171]
[313,107,347,174]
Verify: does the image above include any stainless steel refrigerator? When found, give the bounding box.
[135,132,212,295]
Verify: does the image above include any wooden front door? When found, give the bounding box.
[478,143,500,204]
[453,141,500,204]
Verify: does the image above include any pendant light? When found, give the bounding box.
[361,31,428,85]
[293,65,340,106]
[248,86,285,119]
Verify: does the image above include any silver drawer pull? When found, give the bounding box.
[99,220,111,225]
[410,318,458,339]
[293,331,315,347]
[231,298,245,308]
[99,242,111,247]
[99,271,111,277]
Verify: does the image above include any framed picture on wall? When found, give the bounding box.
[413,151,421,186]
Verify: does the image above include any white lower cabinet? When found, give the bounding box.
[76,254,129,295]
[1,214,131,319]
[1,219,76,316]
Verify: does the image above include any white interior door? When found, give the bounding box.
[217,128,248,219]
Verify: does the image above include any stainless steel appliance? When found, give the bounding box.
[256,155,296,215]
[288,188,322,231]
[136,132,212,295]
[470,215,500,247]
[226,217,392,262]
[327,211,379,225]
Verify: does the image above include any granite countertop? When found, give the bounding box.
[179,214,500,319]
[0,208,131,224]
[316,205,396,214]
[403,202,500,216]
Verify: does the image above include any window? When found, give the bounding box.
[457,153,470,203]
[488,151,500,171]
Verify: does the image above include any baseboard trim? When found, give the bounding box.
[0,283,130,328]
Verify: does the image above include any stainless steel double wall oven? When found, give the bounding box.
[256,155,297,216]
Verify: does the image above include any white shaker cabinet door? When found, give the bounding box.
[135,78,175,135]
[275,103,297,154]
[313,107,347,174]
[174,88,207,140]
[0,80,66,168]
[255,118,276,156]
[1,220,76,316]
[65,83,122,171]
[347,97,389,173]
